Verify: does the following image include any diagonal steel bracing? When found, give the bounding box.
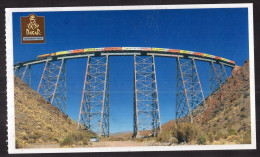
[37,59,66,113]
[205,62,229,121]
[176,57,207,123]
[14,65,31,86]
[209,62,228,94]
[78,56,109,137]
[133,55,161,137]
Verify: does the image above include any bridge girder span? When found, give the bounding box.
[176,57,207,123]
[133,55,161,137]
[78,56,109,137]
[14,65,31,86]
[37,59,67,113]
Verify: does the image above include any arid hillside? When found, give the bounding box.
[160,59,251,144]
[15,76,94,148]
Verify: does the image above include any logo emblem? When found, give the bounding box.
[21,14,45,44]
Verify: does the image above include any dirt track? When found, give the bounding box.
[25,140,160,148]
[89,140,157,147]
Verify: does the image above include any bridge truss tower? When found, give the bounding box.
[209,62,228,94]
[37,59,66,113]
[204,62,229,121]
[78,56,109,137]
[176,57,207,123]
[133,55,161,137]
[14,65,31,86]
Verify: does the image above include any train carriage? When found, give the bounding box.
[221,57,228,62]
[230,60,235,64]
[103,47,122,51]
[214,56,222,60]
[140,47,152,51]
[71,49,84,54]
[37,54,50,58]
[56,51,68,56]
[194,52,203,56]
[152,48,166,52]
[202,53,211,58]
[167,49,180,53]
[122,47,141,51]
[203,53,215,59]
[180,50,192,54]
[50,53,56,56]
[84,48,97,52]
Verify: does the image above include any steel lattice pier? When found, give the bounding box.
[14,65,31,86]
[133,55,161,137]
[204,62,229,121]
[37,59,67,113]
[176,57,207,123]
[78,56,109,137]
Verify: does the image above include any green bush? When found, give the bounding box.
[244,92,250,98]
[176,122,199,143]
[157,130,177,143]
[197,136,206,145]
[240,107,246,112]
[228,127,237,135]
[240,114,247,119]
[60,136,73,147]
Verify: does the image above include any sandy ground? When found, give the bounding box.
[25,143,60,148]
[88,140,157,147]
[24,140,162,148]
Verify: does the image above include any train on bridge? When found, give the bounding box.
[37,47,235,65]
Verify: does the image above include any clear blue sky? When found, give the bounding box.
[13,8,249,133]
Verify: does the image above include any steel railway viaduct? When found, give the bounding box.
[14,47,235,138]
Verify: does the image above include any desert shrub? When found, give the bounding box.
[224,116,228,120]
[197,136,206,145]
[226,135,240,143]
[240,114,247,119]
[157,131,177,143]
[240,107,246,112]
[228,127,237,135]
[29,132,41,140]
[46,126,53,131]
[53,138,59,143]
[215,132,224,140]
[16,139,26,148]
[214,108,221,114]
[60,135,73,147]
[176,122,199,143]
[244,92,249,98]
[241,130,251,144]
[70,132,90,145]
[135,137,145,142]
[208,132,214,143]
[223,123,228,128]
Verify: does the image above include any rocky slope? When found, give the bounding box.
[161,59,251,144]
[14,76,93,148]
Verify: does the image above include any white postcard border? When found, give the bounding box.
[5,3,256,154]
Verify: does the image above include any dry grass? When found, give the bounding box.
[14,76,94,148]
